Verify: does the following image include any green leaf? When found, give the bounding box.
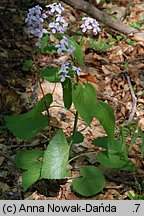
[72,166,106,196]
[43,45,57,53]
[93,100,115,145]
[66,36,84,65]
[5,94,52,140]
[35,93,53,112]
[61,79,72,109]
[67,131,84,144]
[14,150,43,191]
[72,83,97,125]
[22,165,42,192]
[73,83,115,144]
[88,36,111,52]
[125,39,136,45]
[129,22,141,30]
[22,60,33,72]
[97,151,137,172]
[40,68,59,83]
[41,129,70,179]
[93,137,108,149]
[40,34,49,50]
[5,111,48,140]
[14,150,43,170]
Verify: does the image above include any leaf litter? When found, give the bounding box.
[0,0,144,200]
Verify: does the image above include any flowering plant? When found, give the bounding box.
[5,3,137,197]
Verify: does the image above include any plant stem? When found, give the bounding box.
[68,151,97,163]
[72,111,78,137]
[39,80,50,123]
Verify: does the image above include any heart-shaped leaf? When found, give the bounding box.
[14,150,44,192]
[72,166,106,196]
[22,165,42,192]
[41,129,70,179]
[5,112,48,140]
[5,94,52,140]
[14,150,43,170]
[67,131,84,144]
[72,83,97,125]
[40,68,59,83]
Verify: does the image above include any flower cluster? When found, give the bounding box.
[25,5,48,38]
[46,3,64,15]
[80,17,100,35]
[46,3,68,34]
[58,62,81,82]
[25,3,68,46]
[48,16,68,34]
[58,62,71,82]
[55,36,75,55]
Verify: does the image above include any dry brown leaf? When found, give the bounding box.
[138,118,144,131]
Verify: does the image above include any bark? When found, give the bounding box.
[61,0,144,41]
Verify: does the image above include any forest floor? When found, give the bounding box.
[0,0,144,200]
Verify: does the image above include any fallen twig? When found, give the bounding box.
[125,74,137,125]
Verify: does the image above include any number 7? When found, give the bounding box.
[135,204,140,212]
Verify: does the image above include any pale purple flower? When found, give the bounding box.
[55,43,67,54]
[55,36,69,53]
[72,66,81,76]
[55,36,75,55]
[57,26,65,34]
[58,62,70,73]
[46,3,64,15]
[25,5,48,38]
[60,71,70,82]
[28,5,42,15]
[58,62,81,82]
[48,17,67,34]
[92,20,100,35]
[49,22,59,34]
[80,17,100,35]
[45,3,67,34]
[82,17,94,24]
[55,14,68,28]
[60,36,69,46]
[80,23,92,33]
[58,62,71,82]
[42,13,47,19]
[67,45,75,55]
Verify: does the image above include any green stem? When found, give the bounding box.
[72,111,78,137]
[68,151,97,163]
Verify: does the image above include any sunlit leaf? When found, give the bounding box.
[41,129,70,179]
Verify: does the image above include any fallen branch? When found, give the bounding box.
[61,0,144,42]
